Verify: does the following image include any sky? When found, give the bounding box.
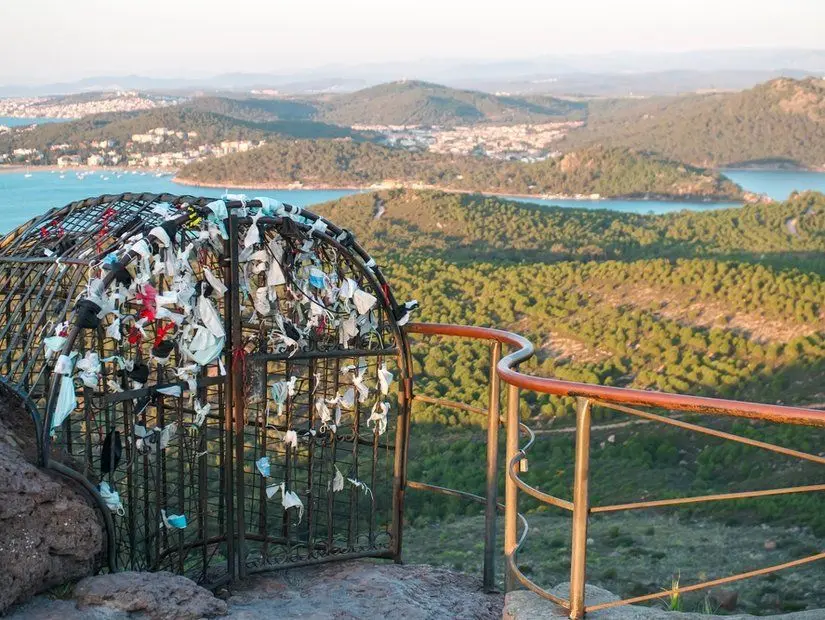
[1,0,823,83]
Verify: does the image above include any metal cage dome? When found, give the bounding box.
[0,192,416,583]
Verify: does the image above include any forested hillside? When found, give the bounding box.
[184,96,319,122]
[314,80,586,126]
[178,142,742,199]
[313,189,825,578]
[184,81,586,127]
[563,77,825,168]
[0,106,363,154]
[314,188,825,261]
[312,188,825,415]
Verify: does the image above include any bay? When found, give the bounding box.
[0,170,358,232]
[0,167,824,234]
[721,169,825,201]
[0,116,65,127]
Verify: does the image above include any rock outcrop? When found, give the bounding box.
[73,571,228,619]
[0,391,104,613]
[9,561,502,619]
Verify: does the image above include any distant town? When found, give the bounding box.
[0,91,179,119]
[0,91,586,170]
[0,123,265,169]
[354,121,582,161]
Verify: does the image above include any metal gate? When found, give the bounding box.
[0,193,414,585]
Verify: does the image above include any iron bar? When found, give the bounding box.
[412,393,490,419]
[483,342,501,593]
[504,383,520,593]
[405,323,825,428]
[592,484,825,513]
[508,454,574,512]
[569,397,592,620]
[586,552,825,612]
[596,400,825,465]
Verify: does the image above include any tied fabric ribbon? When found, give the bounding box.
[136,284,158,322]
[232,346,248,376]
[127,325,142,345]
[154,322,174,348]
[96,206,116,253]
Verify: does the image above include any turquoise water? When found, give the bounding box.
[504,196,742,214]
[721,169,825,200]
[1,168,824,233]
[0,116,65,127]
[0,170,358,232]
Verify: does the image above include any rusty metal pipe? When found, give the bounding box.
[504,383,520,592]
[406,323,825,428]
[569,398,592,620]
[483,342,502,593]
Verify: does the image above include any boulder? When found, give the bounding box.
[0,393,104,613]
[711,588,739,612]
[74,571,228,619]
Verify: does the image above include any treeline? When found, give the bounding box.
[186,82,587,128]
[314,80,587,126]
[314,188,825,263]
[563,77,825,168]
[0,107,366,158]
[178,142,742,199]
[393,253,825,533]
[312,186,825,540]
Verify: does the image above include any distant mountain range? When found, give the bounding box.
[314,81,586,126]
[2,48,824,97]
[186,81,586,127]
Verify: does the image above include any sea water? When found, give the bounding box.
[0,168,824,233]
[0,170,358,232]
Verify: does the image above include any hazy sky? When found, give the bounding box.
[1,0,822,82]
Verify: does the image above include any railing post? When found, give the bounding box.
[569,397,592,619]
[483,341,502,593]
[504,382,520,592]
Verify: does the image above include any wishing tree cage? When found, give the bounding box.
[0,192,418,584]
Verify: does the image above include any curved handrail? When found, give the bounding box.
[407,322,825,427]
[405,321,825,616]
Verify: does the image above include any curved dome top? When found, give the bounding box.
[0,192,416,579]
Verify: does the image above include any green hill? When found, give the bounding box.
[0,106,364,154]
[315,80,587,126]
[319,189,825,573]
[312,188,825,264]
[563,77,825,169]
[183,82,586,128]
[184,96,319,123]
[177,140,741,200]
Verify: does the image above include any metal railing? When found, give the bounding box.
[405,322,825,619]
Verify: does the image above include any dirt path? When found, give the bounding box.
[534,414,683,435]
[373,196,386,220]
[786,216,799,236]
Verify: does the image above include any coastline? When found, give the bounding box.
[0,164,176,175]
[0,165,751,203]
[720,165,825,173]
[172,175,746,203]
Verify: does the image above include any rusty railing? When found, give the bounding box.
[405,322,825,619]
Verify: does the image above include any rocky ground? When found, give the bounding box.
[9,562,825,620]
[403,512,825,616]
[8,561,503,620]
